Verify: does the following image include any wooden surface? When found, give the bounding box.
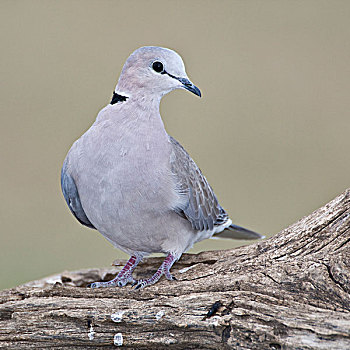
[1,189,349,349]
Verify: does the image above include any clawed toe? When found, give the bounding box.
[89,281,114,288]
[89,277,133,289]
[89,273,136,289]
[134,280,146,290]
[131,280,138,287]
[132,253,178,289]
[167,274,177,281]
[133,274,177,290]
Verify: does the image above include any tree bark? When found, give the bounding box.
[1,189,350,349]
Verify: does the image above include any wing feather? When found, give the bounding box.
[169,136,229,231]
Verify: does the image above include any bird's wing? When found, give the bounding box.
[61,158,96,229]
[169,136,229,231]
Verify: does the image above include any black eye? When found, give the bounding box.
[152,61,164,73]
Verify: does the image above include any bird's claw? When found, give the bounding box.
[89,274,135,289]
[131,280,138,287]
[134,279,147,290]
[165,272,176,281]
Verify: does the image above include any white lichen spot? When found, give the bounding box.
[179,265,196,274]
[164,337,177,345]
[88,324,95,341]
[155,310,165,320]
[111,310,125,323]
[114,333,123,347]
[209,315,221,326]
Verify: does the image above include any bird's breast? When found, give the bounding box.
[71,119,179,234]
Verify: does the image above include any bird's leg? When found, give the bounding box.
[135,253,177,290]
[90,255,142,288]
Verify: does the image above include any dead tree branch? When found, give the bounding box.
[1,189,350,349]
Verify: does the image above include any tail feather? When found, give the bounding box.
[214,224,265,240]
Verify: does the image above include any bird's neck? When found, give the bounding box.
[93,93,170,158]
[99,90,165,132]
[110,92,128,105]
[113,89,163,107]
[110,89,163,121]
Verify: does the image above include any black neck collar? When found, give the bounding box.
[110,92,128,105]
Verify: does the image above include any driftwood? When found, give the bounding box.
[1,189,349,349]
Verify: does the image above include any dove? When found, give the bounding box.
[61,46,263,289]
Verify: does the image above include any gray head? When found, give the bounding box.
[115,46,201,99]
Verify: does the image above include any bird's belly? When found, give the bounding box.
[75,146,183,254]
[83,188,193,254]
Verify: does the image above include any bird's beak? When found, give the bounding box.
[178,77,202,97]
[163,71,201,97]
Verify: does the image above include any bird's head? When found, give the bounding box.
[115,46,201,100]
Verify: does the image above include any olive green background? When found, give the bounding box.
[1,0,349,290]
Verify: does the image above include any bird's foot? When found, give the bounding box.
[89,255,141,289]
[134,253,177,290]
[90,274,135,288]
[134,275,160,290]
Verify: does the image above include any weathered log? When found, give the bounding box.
[1,189,349,349]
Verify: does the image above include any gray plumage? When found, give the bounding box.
[169,136,228,232]
[61,159,95,229]
[61,46,263,288]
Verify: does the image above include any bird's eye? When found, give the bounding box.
[152,61,164,73]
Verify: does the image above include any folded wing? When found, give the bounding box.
[169,136,229,232]
[61,159,96,229]
[169,136,264,240]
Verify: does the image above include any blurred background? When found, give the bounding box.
[1,0,349,290]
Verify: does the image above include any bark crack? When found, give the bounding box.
[323,262,349,297]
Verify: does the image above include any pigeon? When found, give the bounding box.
[61,46,263,289]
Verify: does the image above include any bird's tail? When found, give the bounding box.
[213,224,265,240]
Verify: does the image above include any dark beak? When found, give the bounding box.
[178,77,202,97]
[163,71,201,97]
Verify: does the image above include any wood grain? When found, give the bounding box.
[1,189,349,349]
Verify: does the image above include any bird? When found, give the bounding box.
[61,46,264,289]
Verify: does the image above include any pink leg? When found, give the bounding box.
[135,253,177,290]
[90,255,142,288]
